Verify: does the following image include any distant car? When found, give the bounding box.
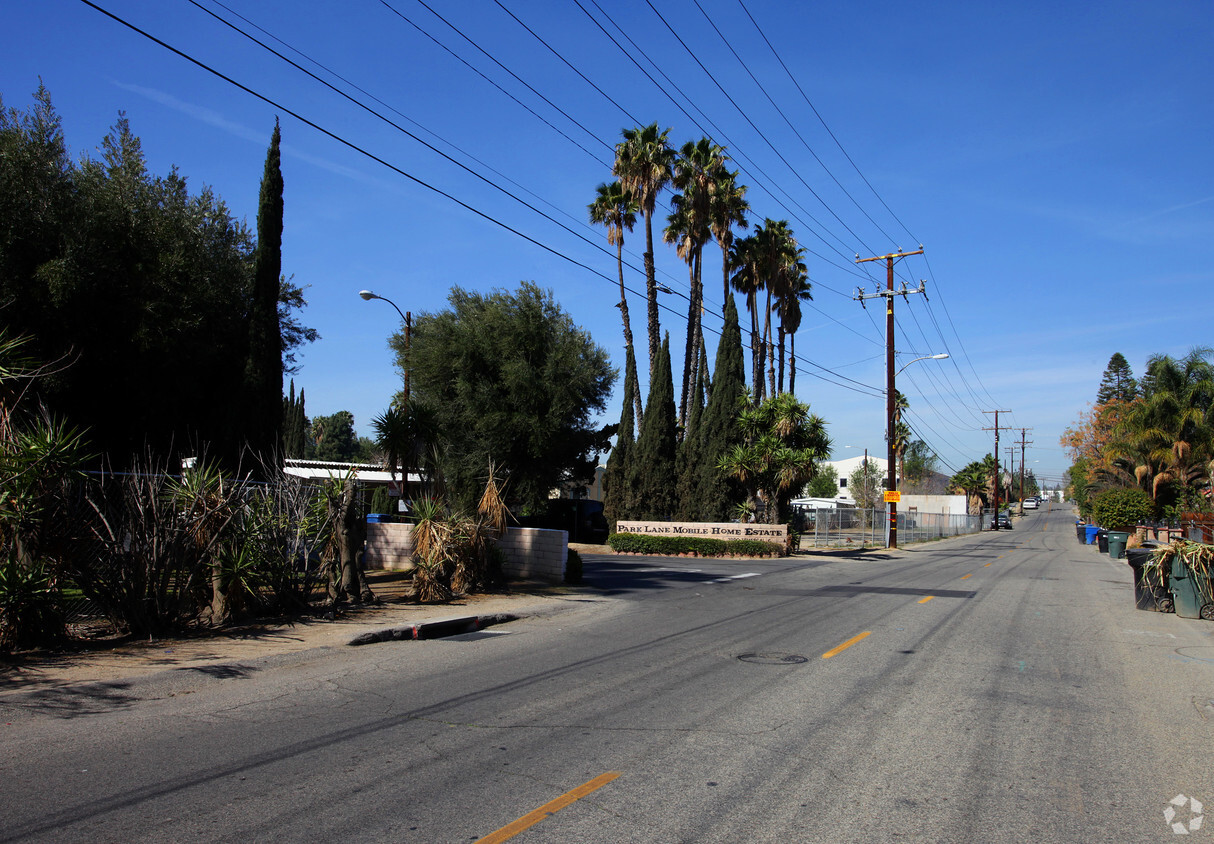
[1023,498,1039,510]
[990,513,1013,529]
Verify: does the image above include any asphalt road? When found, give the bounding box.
[3,507,1213,842]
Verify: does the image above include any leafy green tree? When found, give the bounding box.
[1096,352,1138,405]
[400,282,615,512]
[718,392,831,523]
[310,411,361,462]
[245,120,284,465]
[805,464,839,498]
[849,459,883,512]
[628,335,677,521]
[0,88,316,467]
[901,439,939,492]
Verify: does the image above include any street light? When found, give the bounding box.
[886,352,948,548]
[359,289,411,401]
[895,352,948,376]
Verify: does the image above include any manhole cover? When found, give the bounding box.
[737,652,808,665]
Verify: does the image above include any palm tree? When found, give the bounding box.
[750,219,799,398]
[614,123,674,379]
[667,138,724,428]
[1110,351,1214,508]
[774,261,811,395]
[709,166,749,312]
[890,390,910,483]
[729,233,763,400]
[717,392,831,523]
[589,180,644,428]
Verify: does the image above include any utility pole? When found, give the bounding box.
[982,410,1010,529]
[855,247,924,549]
[1017,428,1033,512]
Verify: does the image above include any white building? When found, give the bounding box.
[821,455,889,504]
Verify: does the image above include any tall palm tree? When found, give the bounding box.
[781,274,810,398]
[729,232,763,400]
[750,219,799,398]
[614,123,674,379]
[664,195,701,432]
[774,259,811,395]
[667,138,723,429]
[709,166,749,312]
[589,180,644,428]
[1111,354,1214,506]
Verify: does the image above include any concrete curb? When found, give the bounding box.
[346,611,521,646]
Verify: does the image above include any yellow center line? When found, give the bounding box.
[960,573,973,580]
[475,772,621,844]
[984,563,992,567]
[822,630,872,658]
[917,595,935,604]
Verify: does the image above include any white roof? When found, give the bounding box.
[282,459,423,484]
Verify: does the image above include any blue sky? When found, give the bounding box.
[5,0,1213,489]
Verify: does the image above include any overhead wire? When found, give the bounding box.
[78,0,888,401]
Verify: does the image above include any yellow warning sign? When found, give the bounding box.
[883,490,901,503]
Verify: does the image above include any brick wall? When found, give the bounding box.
[364,523,567,583]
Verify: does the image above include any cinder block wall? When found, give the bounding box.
[493,527,568,582]
[364,523,567,583]
[365,522,415,570]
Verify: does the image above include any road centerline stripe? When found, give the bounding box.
[960,573,973,580]
[475,772,621,844]
[822,631,872,659]
[917,595,935,604]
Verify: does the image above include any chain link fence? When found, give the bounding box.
[796,508,983,549]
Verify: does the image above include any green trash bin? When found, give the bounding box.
[1169,552,1214,620]
[1107,531,1130,560]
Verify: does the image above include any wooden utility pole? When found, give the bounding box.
[982,410,1010,529]
[855,247,924,549]
[1017,428,1033,510]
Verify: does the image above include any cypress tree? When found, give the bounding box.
[282,379,308,457]
[603,343,638,529]
[694,294,747,521]
[246,119,284,466]
[675,345,707,520]
[628,334,677,521]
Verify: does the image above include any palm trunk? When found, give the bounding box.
[643,210,660,379]
[679,252,698,433]
[777,325,786,395]
[748,291,762,400]
[764,286,775,400]
[789,331,797,396]
[617,240,643,427]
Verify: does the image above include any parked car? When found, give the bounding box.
[1023,498,1038,510]
[990,512,1013,529]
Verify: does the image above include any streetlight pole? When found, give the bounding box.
[359,289,410,401]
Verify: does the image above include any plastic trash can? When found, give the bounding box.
[1084,524,1099,545]
[1125,548,1173,612]
[1076,522,1087,544]
[1097,528,1109,553]
[1107,531,1130,559]
[1170,553,1214,620]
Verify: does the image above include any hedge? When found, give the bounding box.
[607,532,783,557]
